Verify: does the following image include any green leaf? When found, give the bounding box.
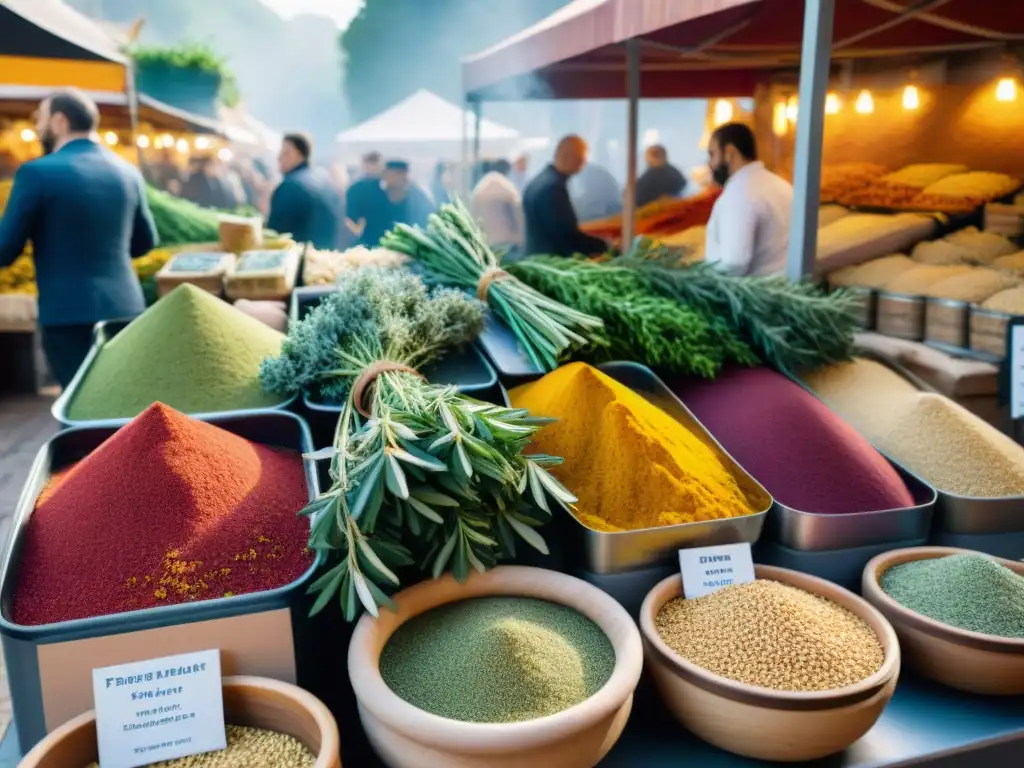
[407,495,444,524]
[505,513,550,555]
[466,544,486,574]
[364,579,397,614]
[349,457,384,520]
[455,442,473,479]
[428,431,456,451]
[385,453,409,499]
[494,512,516,557]
[452,535,469,583]
[463,527,497,547]
[302,446,336,462]
[392,446,446,472]
[527,463,550,513]
[407,504,422,535]
[308,567,345,617]
[342,575,358,622]
[431,532,458,579]
[356,538,400,585]
[300,494,338,519]
[411,488,460,507]
[473,415,493,442]
[361,474,386,533]
[353,570,378,618]
[533,463,578,505]
[307,562,345,595]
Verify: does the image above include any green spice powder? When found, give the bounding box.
[379,596,615,723]
[880,553,1024,638]
[68,284,286,420]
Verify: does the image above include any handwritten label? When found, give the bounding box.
[1011,324,1024,420]
[679,543,755,599]
[92,649,225,768]
[169,253,225,272]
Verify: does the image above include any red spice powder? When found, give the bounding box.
[11,403,312,625]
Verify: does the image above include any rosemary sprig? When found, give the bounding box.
[381,199,606,371]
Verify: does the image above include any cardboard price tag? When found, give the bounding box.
[678,543,755,599]
[92,649,226,768]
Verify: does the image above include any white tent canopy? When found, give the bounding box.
[335,89,545,157]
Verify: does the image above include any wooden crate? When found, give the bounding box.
[924,299,969,348]
[155,252,235,298]
[876,292,925,341]
[224,247,301,301]
[848,287,877,330]
[969,308,1013,358]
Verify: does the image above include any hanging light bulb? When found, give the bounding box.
[159,133,174,147]
[713,99,733,126]
[902,84,920,110]
[136,134,151,149]
[20,128,36,142]
[194,136,211,150]
[175,138,189,153]
[218,147,233,162]
[103,131,119,146]
[785,95,798,123]
[772,101,788,137]
[996,77,1018,102]
[855,89,875,114]
[825,92,841,114]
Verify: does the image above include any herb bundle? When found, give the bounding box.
[507,257,756,377]
[260,269,575,620]
[381,200,605,371]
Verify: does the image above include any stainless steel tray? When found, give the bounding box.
[51,318,296,428]
[876,291,926,341]
[568,362,772,575]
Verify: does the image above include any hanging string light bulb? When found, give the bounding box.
[825,92,841,114]
[996,77,1018,102]
[902,84,920,110]
[713,99,734,126]
[855,89,875,114]
[772,101,788,136]
[785,94,798,122]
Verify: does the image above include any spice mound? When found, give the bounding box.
[67,283,286,420]
[12,403,312,625]
[655,581,884,692]
[510,363,754,532]
[880,554,1024,638]
[380,596,615,723]
[84,724,315,767]
[673,367,913,514]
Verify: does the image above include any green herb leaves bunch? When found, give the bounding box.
[381,199,606,371]
[260,267,576,621]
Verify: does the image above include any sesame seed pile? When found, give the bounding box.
[85,725,314,767]
[655,580,884,692]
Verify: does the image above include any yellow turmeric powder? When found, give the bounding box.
[510,363,754,532]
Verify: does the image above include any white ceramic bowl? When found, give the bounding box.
[348,566,643,768]
[640,566,901,762]
[862,546,1024,695]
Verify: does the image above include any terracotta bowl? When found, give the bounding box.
[348,565,644,768]
[639,566,900,762]
[862,546,1024,695]
[18,676,341,768]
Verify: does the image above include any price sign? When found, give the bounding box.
[92,649,225,768]
[1010,322,1024,421]
[678,543,756,599]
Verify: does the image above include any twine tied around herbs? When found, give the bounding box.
[477,267,511,302]
[351,361,426,418]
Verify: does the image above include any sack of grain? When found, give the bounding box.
[881,264,973,294]
[816,213,936,274]
[911,239,972,266]
[920,171,1019,200]
[818,204,851,228]
[992,251,1024,276]
[881,164,968,188]
[981,286,1024,315]
[829,254,916,289]
[922,268,1019,302]
[943,227,1017,263]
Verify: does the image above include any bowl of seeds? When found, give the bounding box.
[19,676,340,768]
[862,546,1024,695]
[348,565,643,768]
[639,566,900,762]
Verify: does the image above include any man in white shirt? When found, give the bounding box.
[471,159,524,255]
[704,123,793,276]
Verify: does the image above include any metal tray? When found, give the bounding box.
[477,312,545,381]
[876,291,926,341]
[0,411,321,751]
[52,319,296,428]
[924,297,969,349]
[564,362,772,575]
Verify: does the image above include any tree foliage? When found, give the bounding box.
[340,0,567,124]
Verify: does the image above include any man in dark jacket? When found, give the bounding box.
[635,144,687,207]
[345,151,387,246]
[0,89,157,387]
[522,135,607,257]
[267,132,341,249]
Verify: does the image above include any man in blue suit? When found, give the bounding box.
[267,132,341,249]
[0,89,157,388]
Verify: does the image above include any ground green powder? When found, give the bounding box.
[881,553,1024,638]
[67,284,286,419]
[379,596,615,723]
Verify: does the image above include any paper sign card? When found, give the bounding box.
[1011,324,1024,420]
[679,543,755,599]
[92,649,226,768]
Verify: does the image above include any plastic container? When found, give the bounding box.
[876,291,926,340]
[155,251,234,297]
[224,246,302,301]
[0,411,322,753]
[563,363,772,575]
[51,319,296,429]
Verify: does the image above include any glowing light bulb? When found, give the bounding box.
[902,84,920,110]
[103,131,118,146]
[785,95,798,123]
[194,136,211,150]
[20,128,36,142]
[996,77,1017,102]
[642,128,660,148]
[713,99,733,126]
[136,134,151,149]
[175,138,189,153]
[218,147,233,162]
[772,102,788,137]
[855,89,875,114]
[159,133,174,147]
[825,92,841,115]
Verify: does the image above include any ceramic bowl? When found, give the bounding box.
[348,565,643,768]
[862,546,1024,695]
[639,565,900,762]
[19,675,341,767]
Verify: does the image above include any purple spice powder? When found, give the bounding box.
[671,367,914,515]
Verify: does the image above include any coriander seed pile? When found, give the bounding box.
[655,580,884,692]
[880,553,1024,638]
[380,596,615,723]
[84,725,315,767]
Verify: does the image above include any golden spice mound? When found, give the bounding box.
[510,363,754,532]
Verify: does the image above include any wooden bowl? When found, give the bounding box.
[639,566,900,762]
[19,676,341,767]
[348,566,643,768]
[862,546,1024,695]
